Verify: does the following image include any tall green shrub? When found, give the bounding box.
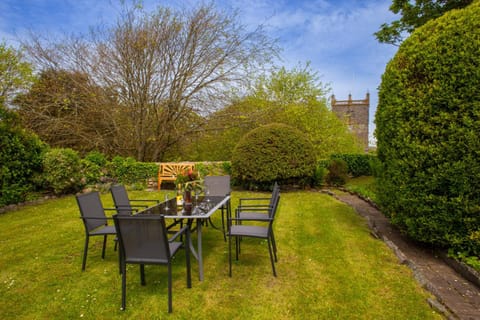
[42,148,83,195]
[231,123,317,189]
[375,2,480,255]
[81,151,109,185]
[0,105,46,206]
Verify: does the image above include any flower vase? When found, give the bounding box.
[184,190,192,204]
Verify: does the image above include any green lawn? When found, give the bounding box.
[344,176,378,203]
[0,190,442,319]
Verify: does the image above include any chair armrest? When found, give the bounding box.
[228,216,273,223]
[237,204,272,210]
[239,197,270,203]
[79,216,114,220]
[129,199,160,204]
[125,204,149,208]
[168,225,189,242]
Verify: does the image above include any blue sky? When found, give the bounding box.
[0,0,399,144]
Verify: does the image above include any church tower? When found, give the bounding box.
[331,93,369,151]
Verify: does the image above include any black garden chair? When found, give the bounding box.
[113,214,191,312]
[110,184,159,215]
[76,191,117,271]
[227,187,280,277]
[203,175,231,240]
[235,182,280,255]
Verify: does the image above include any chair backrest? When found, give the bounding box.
[76,192,108,232]
[269,182,280,204]
[204,176,231,196]
[113,214,171,264]
[110,185,133,214]
[269,185,280,220]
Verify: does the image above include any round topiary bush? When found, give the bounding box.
[375,2,480,256]
[231,123,317,189]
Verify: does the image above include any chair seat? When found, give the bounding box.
[229,225,269,238]
[237,212,270,221]
[89,225,116,236]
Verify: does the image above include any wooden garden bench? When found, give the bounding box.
[157,162,195,190]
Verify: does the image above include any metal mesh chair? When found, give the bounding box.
[76,191,117,271]
[110,185,159,215]
[113,214,191,312]
[227,187,280,277]
[235,182,280,256]
[203,175,231,240]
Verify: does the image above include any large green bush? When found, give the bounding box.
[375,2,480,256]
[0,105,46,206]
[231,123,317,189]
[42,148,83,195]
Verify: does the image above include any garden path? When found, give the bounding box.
[332,191,480,320]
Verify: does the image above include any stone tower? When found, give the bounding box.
[331,93,369,151]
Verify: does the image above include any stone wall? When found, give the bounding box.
[331,93,369,151]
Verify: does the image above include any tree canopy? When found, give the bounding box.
[20,3,278,161]
[191,64,362,161]
[0,43,35,105]
[375,0,473,45]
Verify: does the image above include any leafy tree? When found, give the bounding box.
[192,64,362,160]
[375,2,480,255]
[375,0,473,45]
[14,69,120,156]
[0,43,35,105]
[23,3,278,161]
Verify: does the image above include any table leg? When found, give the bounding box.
[197,218,203,281]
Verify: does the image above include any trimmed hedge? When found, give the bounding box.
[108,156,158,186]
[375,2,480,256]
[231,123,317,189]
[330,153,376,177]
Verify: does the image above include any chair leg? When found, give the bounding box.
[235,236,240,261]
[168,264,173,313]
[82,236,89,271]
[121,263,127,310]
[140,264,146,285]
[101,235,107,259]
[271,231,278,262]
[185,229,192,288]
[228,233,232,277]
[267,237,277,277]
[221,206,226,242]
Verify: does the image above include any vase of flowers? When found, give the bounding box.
[175,168,203,204]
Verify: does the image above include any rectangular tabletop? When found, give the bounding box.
[138,195,230,281]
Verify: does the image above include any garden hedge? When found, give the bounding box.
[231,123,317,189]
[0,105,46,206]
[375,2,480,256]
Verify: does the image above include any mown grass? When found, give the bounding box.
[344,176,378,203]
[0,190,442,319]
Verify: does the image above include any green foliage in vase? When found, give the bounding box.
[375,2,480,256]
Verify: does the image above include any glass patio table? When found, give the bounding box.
[138,195,231,281]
